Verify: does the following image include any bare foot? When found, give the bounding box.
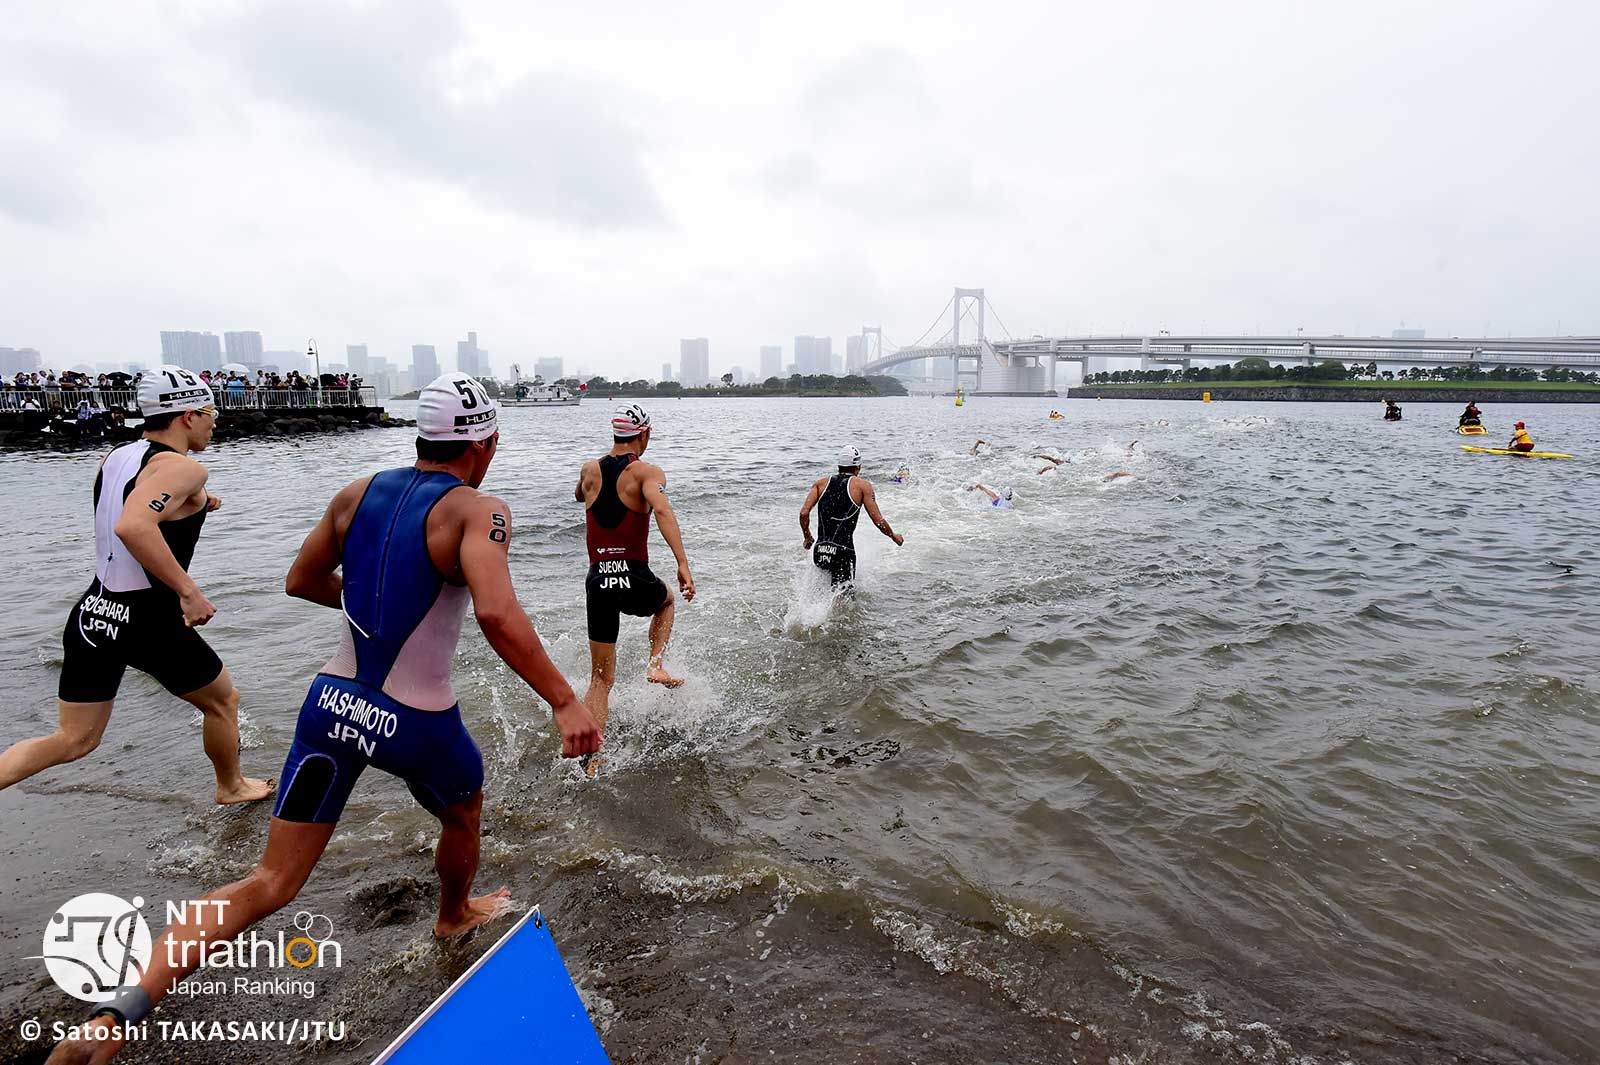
[647,664,685,688]
[46,1018,123,1064]
[434,886,513,938]
[216,776,275,805]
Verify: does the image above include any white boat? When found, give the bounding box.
[501,373,581,407]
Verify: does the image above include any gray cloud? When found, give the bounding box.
[215,0,664,227]
[801,46,933,130]
[0,139,89,226]
[759,47,990,220]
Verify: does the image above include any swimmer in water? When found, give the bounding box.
[47,374,603,1065]
[969,438,990,455]
[1103,440,1139,481]
[800,445,904,588]
[889,466,911,484]
[1036,453,1069,475]
[0,366,274,806]
[967,482,1015,508]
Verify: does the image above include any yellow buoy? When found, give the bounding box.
[1202,391,1211,402]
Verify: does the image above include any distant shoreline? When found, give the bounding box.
[393,386,904,401]
[1066,383,1600,403]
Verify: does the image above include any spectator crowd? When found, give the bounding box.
[1,368,372,440]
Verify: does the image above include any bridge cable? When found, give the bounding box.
[904,293,956,350]
[984,298,1017,341]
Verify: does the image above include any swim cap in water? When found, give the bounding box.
[838,445,861,469]
[1001,486,1014,500]
[138,365,214,415]
[612,403,651,438]
[1515,421,1526,428]
[416,372,498,441]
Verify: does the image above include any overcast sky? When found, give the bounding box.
[6,0,1599,377]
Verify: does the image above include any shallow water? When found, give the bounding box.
[1,396,1597,1064]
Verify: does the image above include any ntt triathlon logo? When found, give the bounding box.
[30,893,153,1003]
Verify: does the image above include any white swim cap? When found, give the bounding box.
[416,372,499,441]
[1001,486,1014,500]
[612,403,651,438]
[838,445,861,469]
[138,365,214,415]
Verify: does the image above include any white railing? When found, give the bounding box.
[0,387,377,413]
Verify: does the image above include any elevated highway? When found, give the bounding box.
[867,335,1600,395]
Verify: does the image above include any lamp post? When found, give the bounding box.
[307,340,321,407]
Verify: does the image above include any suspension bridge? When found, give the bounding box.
[853,289,1600,396]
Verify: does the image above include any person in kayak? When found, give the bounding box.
[1383,399,1403,421]
[1458,401,1482,427]
[800,445,904,587]
[1508,421,1535,452]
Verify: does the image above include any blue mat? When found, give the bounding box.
[372,907,609,1063]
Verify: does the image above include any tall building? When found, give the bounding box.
[160,331,222,372]
[846,335,865,373]
[456,331,488,377]
[679,338,710,387]
[366,356,398,398]
[224,331,264,368]
[760,345,782,380]
[412,344,440,384]
[794,336,816,374]
[263,350,303,373]
[661,362,673,382]
[346,344,370,373]
[534,356,564,381]
[794,335,834,374]
[0,347,42,374]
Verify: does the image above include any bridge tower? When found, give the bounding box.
[861,326,883,369]
[952,287,985,393]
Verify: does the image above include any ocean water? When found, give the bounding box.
[1,396,1596,1064]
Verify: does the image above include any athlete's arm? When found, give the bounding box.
[640,466,695,602]
[859,480,904,546]
[574,461,594,504]
[285,480,367,610]
[458,495,600,758]
[114,456,215,625]
[798,479,822,549]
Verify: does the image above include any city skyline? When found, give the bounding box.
[7,4,1598,381]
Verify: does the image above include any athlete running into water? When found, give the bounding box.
[0,367,272,805]
[800,445,903,587]
[47,373,601,1065]
[575,403,696,734]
